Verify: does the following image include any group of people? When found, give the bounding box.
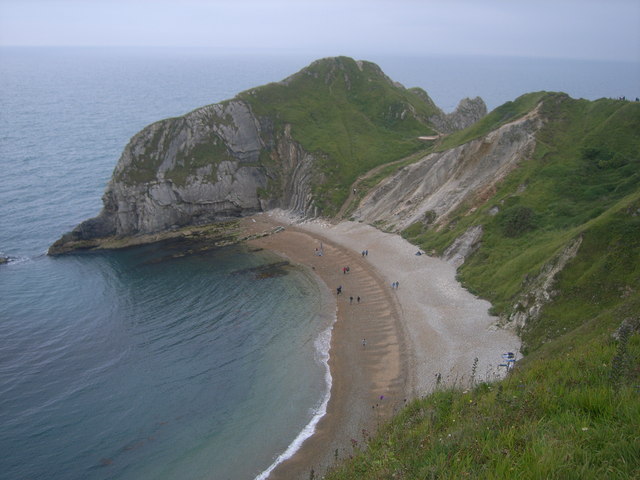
[391,281,400,289]
[336,285,362,304]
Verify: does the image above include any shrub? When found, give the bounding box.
[499,205,537,237]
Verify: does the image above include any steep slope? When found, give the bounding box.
[50,57,486,254]
[325,95,640,479]
[352,92,549,231]
[401,94,640,341]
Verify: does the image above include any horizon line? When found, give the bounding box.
[1,45,638,64]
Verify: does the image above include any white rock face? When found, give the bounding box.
[505,237,583,331]
[443,225,484,268]
[429,97,488,133]
[352,105,544,231]
[71,99,318,239]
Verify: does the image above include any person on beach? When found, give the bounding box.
[337,285,342,295]
[357,296,361,303]
[350,296,353,304]
[362,338,366,347]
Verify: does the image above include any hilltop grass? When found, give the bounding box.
[327,96,640,478]
[115,57,445,214]
[240,57,440,214]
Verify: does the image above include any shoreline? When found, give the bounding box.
[243,211,521,479]
[253,262,336,480]
[47,212,521,479]
[254,313,334,480]
[244,214,410,479]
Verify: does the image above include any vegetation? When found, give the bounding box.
[108,59,640,476]
[328,95,640,478]
[437,91,549,151]
[116,57,442,213]
[240,57,440,214]
[327,328,639,479]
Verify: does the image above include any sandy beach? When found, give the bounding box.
[243,211,520,479]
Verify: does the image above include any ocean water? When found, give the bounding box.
[0,47,638,480]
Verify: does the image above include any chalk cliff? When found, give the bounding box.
[351,104,543,231]
[50,56,482,254]
[67,100,314,236]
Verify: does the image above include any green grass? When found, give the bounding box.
[326,95,640,479]
[437,91,550,151]
[326,324,639,479]
[116,57,445,214]
[404,95,640,323]
[240,57,440,214]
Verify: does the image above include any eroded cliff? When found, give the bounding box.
[50,99,319,253]
[352,104,543,231]
[50,56,475,254]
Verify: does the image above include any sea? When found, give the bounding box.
[1,47,638,480]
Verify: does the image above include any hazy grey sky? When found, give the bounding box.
[1,0,639,61]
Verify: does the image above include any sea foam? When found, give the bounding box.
[254,314,335,480]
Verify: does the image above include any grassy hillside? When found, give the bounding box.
[240,56,439,213]
[327,95,640,478]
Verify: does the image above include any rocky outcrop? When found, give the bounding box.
[50,100,318,254]
[504,236,583,332]
[351,104,543,231]
[265,124,317,216]
[409,89,487,134]
[49,56,484,255]
[443,225,484,268]
[429,97,488,133]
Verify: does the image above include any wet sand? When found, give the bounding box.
[243,211,520,479]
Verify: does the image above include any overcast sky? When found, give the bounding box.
[1,0,639,62]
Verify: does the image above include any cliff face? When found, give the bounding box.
[50,56,466,253]
[408,88,487,134]
[53,99,319,249]
[351,104,543,231]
